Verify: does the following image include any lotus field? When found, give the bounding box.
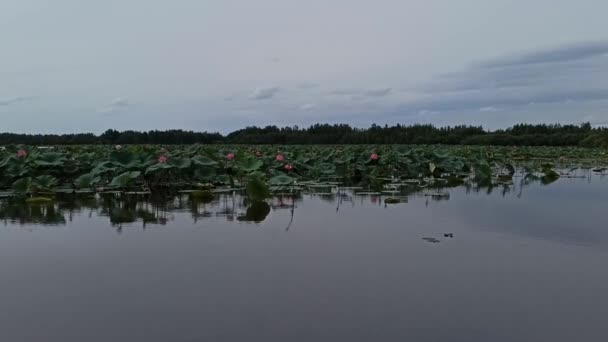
[1,145,607,201]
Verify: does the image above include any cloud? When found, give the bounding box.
[480,41,608,68]
[249,86,280,100]
[0,96,35,106]
[417,109,440,116]
[399,41,608,114]
[329,87,392,97]
[97,97,132,114]
[329,88,360,96]
[364,87,392,97]
[479,106,499,112]
[297,82,319,89]
[299,103,316,110]
[109,97,129,107]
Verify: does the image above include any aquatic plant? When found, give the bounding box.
[0,145,604,200]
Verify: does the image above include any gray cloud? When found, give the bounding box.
[364,87,392,97]
[97,97,132,114]
[2,0,608,133]
[297,82,319,89]
[329,87,393,97]
[110,97,129,107]
[329,88,360,96]
[0,96,35,106]
[479,106,500,112]
[249,86,280,100]
[400,41,608,114]
[299,103,316,110]
[480,41,608,68]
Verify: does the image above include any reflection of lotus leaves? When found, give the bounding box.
[25,197,54,204]
[238,202,270,223]
[0,202,66,225]
[110,207,137,224]
[446,176,465,187]
[541,168,560,185]
[191,190,214,203]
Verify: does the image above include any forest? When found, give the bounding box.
[1,122,607,147]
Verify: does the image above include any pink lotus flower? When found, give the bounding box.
[225,153,235,161]
[275,154,285,161]
[158,155,168,164]
[284,164,293,171]
[370,153,379,160]
[16,149,27,158]
[255,151,262,157]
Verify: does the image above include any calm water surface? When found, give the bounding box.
[1,175,607,341]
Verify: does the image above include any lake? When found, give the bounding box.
[1,173,607,341]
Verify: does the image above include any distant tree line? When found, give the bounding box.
[1,123,608,147]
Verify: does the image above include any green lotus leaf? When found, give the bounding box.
[246,174,270,202]
[169,157,191,169]
[269,174,295,186]
[12,177,32,194]
[91,161,116,175]
[109,171,141,187]
[238,157,263,173]
[191,155,219,167]
[75,173,101,189]
[145,163,174,174]
[33,175,58,189]
[33,153,66,167]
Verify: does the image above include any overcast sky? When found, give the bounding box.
[1,0,608,133]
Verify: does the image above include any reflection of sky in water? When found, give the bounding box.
[0,175,607,341]
[436,175,608,247]
[1,174,607,249]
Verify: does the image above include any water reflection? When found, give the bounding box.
[0,169,605,229]
[1,172,608,342]
[0,187,456,228]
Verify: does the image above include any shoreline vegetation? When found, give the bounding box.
[2,122,608,147]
